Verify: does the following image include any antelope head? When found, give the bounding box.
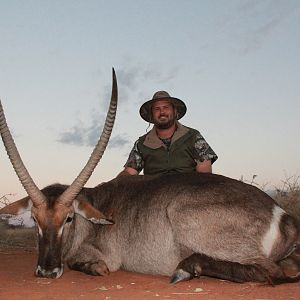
[0,69,118,278]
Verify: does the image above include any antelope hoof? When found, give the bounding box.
[170,269,193,284]
[90,260,110,276]
[71,260,110,276]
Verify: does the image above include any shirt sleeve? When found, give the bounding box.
[123,140,144,173]
[194,131,218,164]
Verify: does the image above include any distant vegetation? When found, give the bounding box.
[272,175,300,220]
[0,193,36,249]
[0,193,15,208]
[241,174,300,220]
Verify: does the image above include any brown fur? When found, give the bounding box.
[1,173,300,282]
[29,172,300,283]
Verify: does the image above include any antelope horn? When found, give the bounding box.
[0,102,46,207]
[58,68,118,206]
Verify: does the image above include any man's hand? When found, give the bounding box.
[196,160,212,173]
[117,167,139,177]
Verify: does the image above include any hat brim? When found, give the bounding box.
[139,97,187,123]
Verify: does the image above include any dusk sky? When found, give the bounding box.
[1,0,299,202]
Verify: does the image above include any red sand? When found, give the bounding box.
[0,249,299,300]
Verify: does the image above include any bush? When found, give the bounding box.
[272,175,300,220]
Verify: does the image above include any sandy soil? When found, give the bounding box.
[0,224,299,300]
[0,248,299,300]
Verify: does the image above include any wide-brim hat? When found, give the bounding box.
[139,91,187,123]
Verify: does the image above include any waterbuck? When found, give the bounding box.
[0,70,300,284]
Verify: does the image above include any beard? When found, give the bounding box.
[154,115,176,129]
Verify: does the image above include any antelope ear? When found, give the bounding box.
[73,196,114,225]
[0,196,32,216]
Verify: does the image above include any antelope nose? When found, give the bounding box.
[35,265,64,278]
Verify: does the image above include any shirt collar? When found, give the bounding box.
[143,122,189,149]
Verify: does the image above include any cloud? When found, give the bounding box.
[57,110,131,148]
[215,0,300,54]
[115,63,179,103]
[57,117,104,147]
[94,63,179,111]
[238,1,300,54]
[58,122,131,148]
[57,126,84,146]
[57,63,179,148]
[117,65,177,88]
[108,135,131,149]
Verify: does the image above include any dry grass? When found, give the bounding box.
[0,193,15,208]
[272,175,300,220]
[0,194,36,250]
[241,174,300,220]
[0,219,36,250]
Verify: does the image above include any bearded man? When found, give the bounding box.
[118,91,218,176]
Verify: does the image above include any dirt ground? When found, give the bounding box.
[0,226,300,300]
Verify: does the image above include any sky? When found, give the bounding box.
[0,0,300,203]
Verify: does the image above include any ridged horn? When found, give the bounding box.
[58,68,118,206]
[0,101,46,207]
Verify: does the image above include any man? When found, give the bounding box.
[118,91,218,176]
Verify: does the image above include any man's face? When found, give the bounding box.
[151,100,177,129]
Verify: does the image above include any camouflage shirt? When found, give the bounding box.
[124,123,218,173]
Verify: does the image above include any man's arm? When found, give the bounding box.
[196,160,212,173]
[193,131,218,173]
[116,140,143,177]
[117,167,139,176]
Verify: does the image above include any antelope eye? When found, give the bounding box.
[66,216,73,223]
